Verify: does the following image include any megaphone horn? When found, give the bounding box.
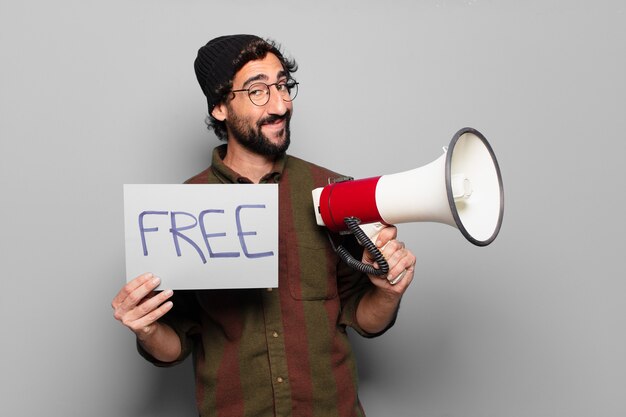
[312,127,504,273]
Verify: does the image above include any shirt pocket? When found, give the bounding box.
[286,226,338,301]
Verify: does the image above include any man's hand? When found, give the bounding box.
[362,225,416,292]
[357,225,416,334]
[112,273,181,362]
[112,273,173,340]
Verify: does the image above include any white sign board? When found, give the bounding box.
[123,184,278,290]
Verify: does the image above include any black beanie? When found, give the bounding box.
[194,34,265,114]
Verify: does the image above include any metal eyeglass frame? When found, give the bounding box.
[230,79,299,106]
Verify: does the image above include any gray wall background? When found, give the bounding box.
[1,1,625,416]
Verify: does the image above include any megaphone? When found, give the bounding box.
[311,127,504,275]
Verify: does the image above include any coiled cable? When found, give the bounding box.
[328,217,389,276]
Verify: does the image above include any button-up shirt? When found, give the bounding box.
[139,145,395,417]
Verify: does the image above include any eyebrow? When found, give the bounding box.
[241,70,288,89]
[241,74,268,89]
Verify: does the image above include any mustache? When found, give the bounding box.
[258,110,291,126]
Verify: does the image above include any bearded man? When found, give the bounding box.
[112,34,416,417]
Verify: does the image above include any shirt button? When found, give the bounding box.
[266,288,273,292]
[276,377,284,383]
[272,331,279,338]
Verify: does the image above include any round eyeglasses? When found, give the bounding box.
[231,79,299,106]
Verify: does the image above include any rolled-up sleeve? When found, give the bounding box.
[136,290,201,367]
[335,235,398,338]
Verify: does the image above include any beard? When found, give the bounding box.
[225,109,291,157]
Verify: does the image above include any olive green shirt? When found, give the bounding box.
[139,145,395,417]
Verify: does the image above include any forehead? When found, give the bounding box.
[232,53,285,87]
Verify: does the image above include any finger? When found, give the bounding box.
[362,237,403,265]
[112,272,155,309]
[387,252,416,285]
[115,275,162,317]
[389,270,408,285]
[138,292,157,304]
[386,239,405,254]
[379,243,411,275]
[378,239,405,263]
[127,300,175,339]
[125,289,174,323]
[389,258,415,284]
[374,226,398,248]
[362,241,405,281]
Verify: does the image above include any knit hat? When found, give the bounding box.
[194,34,267,114]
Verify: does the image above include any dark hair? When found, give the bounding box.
[206,38,298,141]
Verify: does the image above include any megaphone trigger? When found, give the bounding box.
[356,222,386,246]
[389,270,407,285]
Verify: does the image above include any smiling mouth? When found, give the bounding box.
[262,115,285,125]
[260,116,288,134]
[263,120,284,129]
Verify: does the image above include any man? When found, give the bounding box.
[112,34,416,417]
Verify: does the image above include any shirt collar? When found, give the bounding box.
[210,144,286,184]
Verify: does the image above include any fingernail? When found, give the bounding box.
[152,276,161,285]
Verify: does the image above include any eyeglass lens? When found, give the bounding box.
[247,81,298,106]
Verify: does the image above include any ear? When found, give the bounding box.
[211,102,228,121]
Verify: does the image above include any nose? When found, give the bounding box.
[266,84,289,115]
